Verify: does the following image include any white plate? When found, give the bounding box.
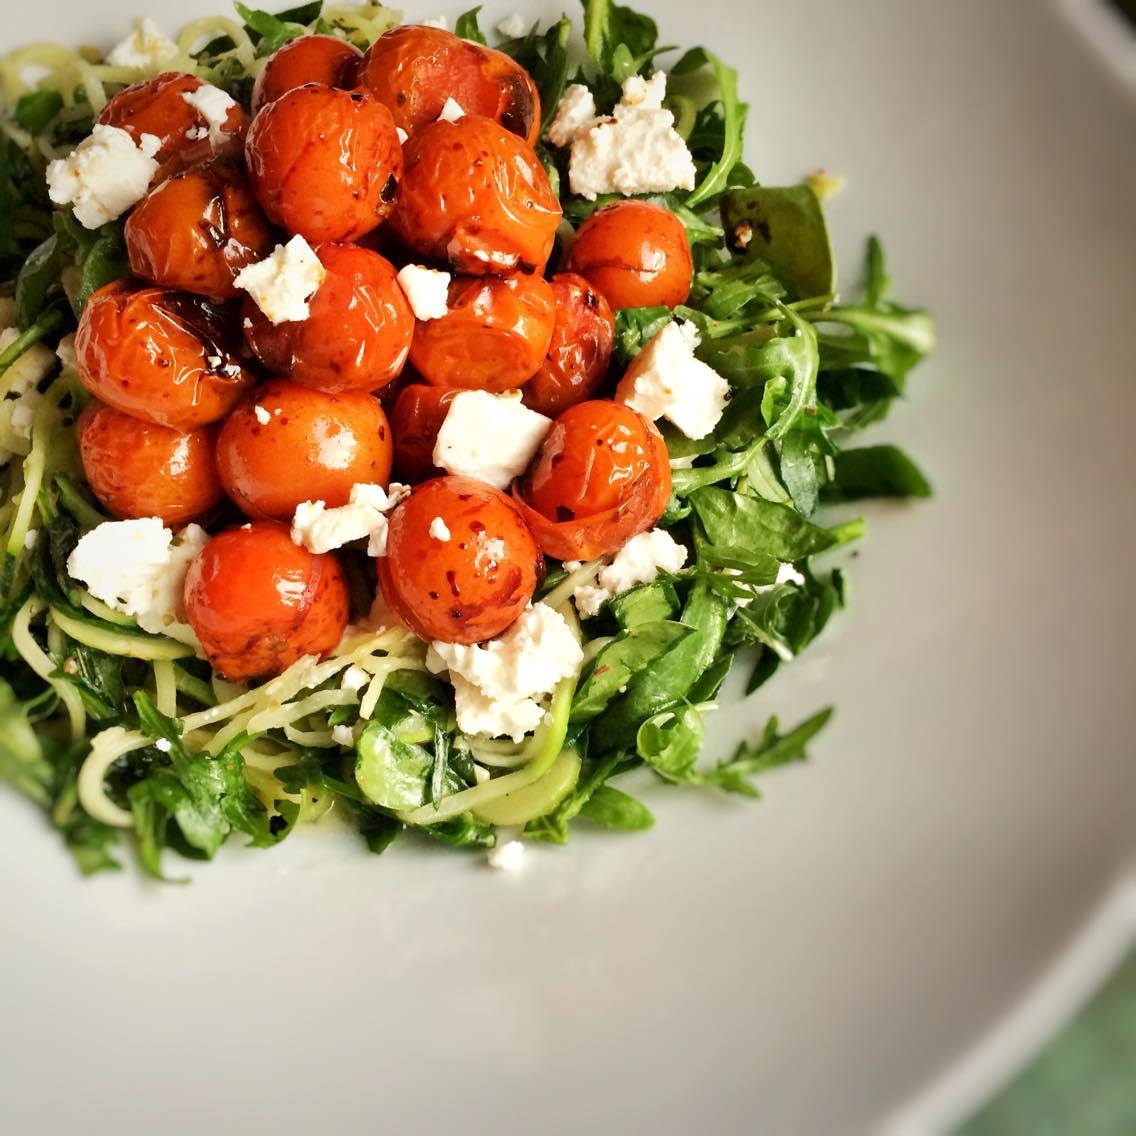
[2,2,1134,1133]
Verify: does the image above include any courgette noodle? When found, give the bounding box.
[0,0,935,876]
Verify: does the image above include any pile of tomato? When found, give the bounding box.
[72,25,695,680]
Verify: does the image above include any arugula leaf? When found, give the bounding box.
[637,704,704,781]
[571,621,695,724]
[705,707,832,796]
[14,90,62,133]
[613,306,672,365]
[355,721,432,811]
[685,53,745,207]
[691,486,858,562]
[502,17,574,131]
[455,7,487,44]
[720,184,835,300]
[582,0,659,79]
[608,580,680,629]
[234,2,310,54]
[0,677,53,804]
[824,445,932,502]
[593,580,730,750]
[15,234,61,327]
[580,784,655,830]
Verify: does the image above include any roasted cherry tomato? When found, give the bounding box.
[515,400,671,560]
[242,243,412,394]
[389,384,457,482]
[388,116,560,276]
[357,25,540,145]
[125,160,273,301]
[217,378,393,521]
[568,200,693,311]
[378,475,543,644]
[75,283,253,430]
[184,522,349,681]
[97,72,247,175]
[77,401,222,527]
[522,273,615,417]
[245,84,403,244]
[252,34,363,112]
[409,273,555,392]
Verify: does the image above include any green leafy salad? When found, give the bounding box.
[0,0,934,876]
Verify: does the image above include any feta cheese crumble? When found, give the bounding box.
[290,482,410,557]
[561,72,696,200]
[341,664,371,693]
[437,97,466,123]
[429,516,451,542]
[487,834,525,871]
[46,124,160,229]
[234,236,326,325]
[396,127,409,144]
[331,725,356,748]
[106,18,179,69]
[253,404,271,426]
[545,83,597,148]
[181,83,239,147]
[420,16,448,29]
[66,519,208,637]
[616,320,730,439]
[496,13,527,37]
[396,263,451,321]
[573,529,688,617]
[154,737,172,754]
[427,604,583,742]
[433,390,551,490]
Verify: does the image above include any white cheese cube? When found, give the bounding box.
[545,83,597,147]
[429,516,451,541]
[616,320,730,439]
[66,519,207,636]
[181,83,239,147]
[396,263,451,320]
[106,18,179,69]
[573,528,688,616]
[496,13,527,38]
[437,97,466,123]
[432,390,551,490]
[428,604,583,741]
[290,482,409,556]
[567,72,696,200]
[234,236,326,325]
[46,124,160,229]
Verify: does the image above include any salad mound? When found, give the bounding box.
[0,1,934,876]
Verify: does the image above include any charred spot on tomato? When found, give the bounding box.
[380,174,399,203]
[556,505,575,522]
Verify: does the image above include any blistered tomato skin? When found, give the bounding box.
[217,378,393,521]
[357,25,540,145]
[523,274,615,417]
[388,116,561,276]
[568,200,694,311]
[97,72,247,175]
[378,476,543,644]
[75,283,253,430]
[242,243,412,394]
[184,523,349,681]
[516,401,671,560]
[125,161,273,300]
[252,34,363,112]
[245,84,403,244]
[77,402,223,527]
[410,274,556,392]
[389,385,457,482]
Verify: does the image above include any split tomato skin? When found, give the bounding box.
[245,83,403,244]
[184,522,349,681]
[252,34,363,112]
[388,116,560,276]
[409,273,556,392]
[389,384,457,482]
[97,72,247,175]
[125,160,274,300]
[522,273,615,417]
[568,200,694,311]
[378,475,543,645]
[217,378,393,521]
[75,283,253,430]
[515,400,671,560]
[77,402,223,527]
[357,25,540,145]
[242,243,412,394]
